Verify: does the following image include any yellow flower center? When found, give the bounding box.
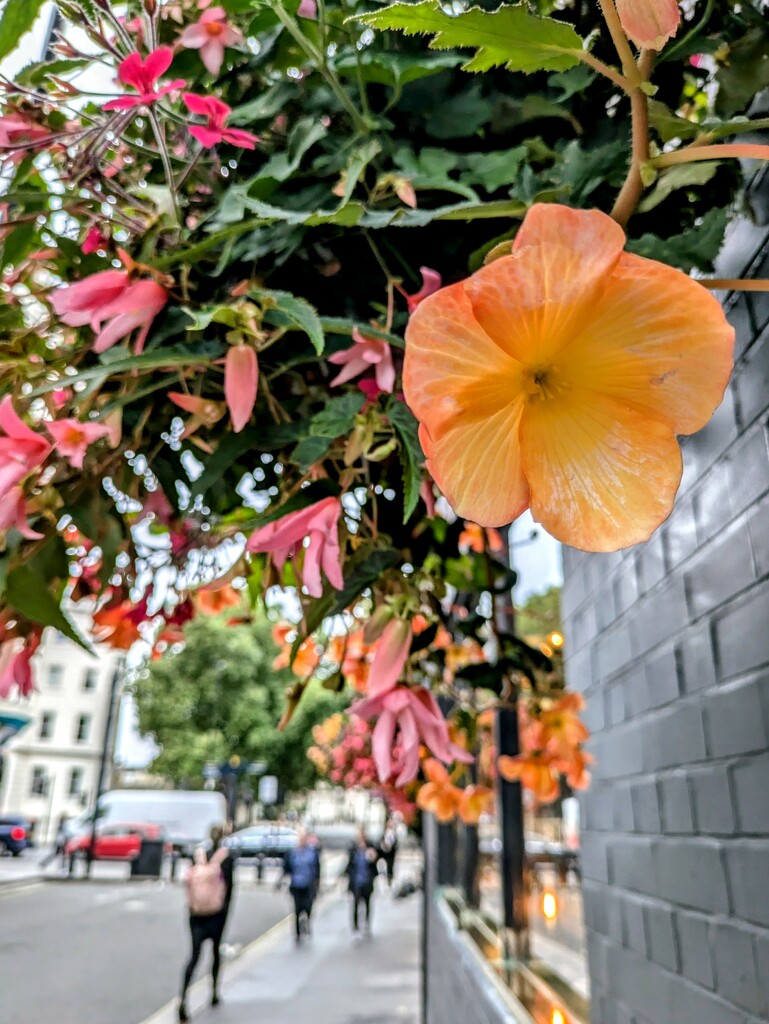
[522,364,567,402]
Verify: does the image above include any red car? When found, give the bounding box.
[65,822,170,862]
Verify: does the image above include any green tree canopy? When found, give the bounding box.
[516,585,562,639]
[132,615,344,794]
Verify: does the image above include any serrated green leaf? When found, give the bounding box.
[386,400,424,522]
[638,161,721,213]
[0,0,48,63]
[254,288,325,354]
[5,566,91,652]
[626,207,729,273]
[309,392,366,438]
[356,2,583,75]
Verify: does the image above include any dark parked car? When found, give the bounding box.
[0,816,32,856]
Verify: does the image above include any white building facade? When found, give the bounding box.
[0,608,124,844]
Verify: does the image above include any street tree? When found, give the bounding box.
[133,615,343,794]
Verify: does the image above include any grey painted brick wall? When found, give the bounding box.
[562,160,769,1024]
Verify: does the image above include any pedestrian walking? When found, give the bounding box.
[379,817,399,888]
[346,828,380,936]
[178,825,234,1023]
[41,814,70,870]
[281,829,320,943]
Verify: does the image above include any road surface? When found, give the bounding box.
[0,866,291,1024]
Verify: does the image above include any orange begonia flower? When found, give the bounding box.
[458,784,494,824]
[193,584,241,615]
[498,752,560,804]
[416,758,460,822]
[615,0,680,51]
[458,521,504,554]
[403,205,734,552]
[538,694,590,759]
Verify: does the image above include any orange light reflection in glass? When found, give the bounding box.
[542,890,558,921]
[551,1009,566,1024]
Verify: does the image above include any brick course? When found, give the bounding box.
[563,164,769,1022]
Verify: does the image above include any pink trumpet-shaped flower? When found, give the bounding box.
[179,7,242,75]
[0,113,51,163]
[246,496,344,598]
[328,328,395,393]
[47,418,111,470]
[50,271,168,354]
[0,397,52,501]
[0,486,43,539]
[183,94,258,149]
[104,47,186,110]
[0,633,41,699]
[297,0,317,18]
[81,226,108,254]
[225,345,259,432]
[92,279,168,354]
[615,0,680,50]
[352,685,472,786]
[403,267,442,314]
[367,617,412,699]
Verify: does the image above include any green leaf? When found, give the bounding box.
[0,0,48,63]
[257,117,328,183]
[626,207,729,273]
[638,161,721,213]
[291,435,333,473]
[356,2,583,75]
[386,400,425,523]
[309,392,366,438]
[2,221,37,268]
[5,566,91,651]
[337,139,382,207]
[335,50,462,88]
[254,288,325,354]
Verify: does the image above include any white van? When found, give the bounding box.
[72,790,227,859]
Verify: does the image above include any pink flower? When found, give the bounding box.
[179,7,242,75]
[0,634,40,699]
[47,418,111,470]
[225,345,259,432]
[104,47,186,110]
[50,270,168,354]
[367,618,412,699]
[420,478,437,518]
[183,94,258,149]
[0,486,43,539]
[246,496,344,598]
[81,226,108,254]
[0,113,50,162]
[401,267,442,314]
[0,397,52,501]
[297,0,317,17]
[352,686,472,786]
[328,328,395,393]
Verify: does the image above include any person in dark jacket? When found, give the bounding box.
[379,818,399,887]
[282,829,320,942]
[345,828,380,935]
[179,825,234,1023]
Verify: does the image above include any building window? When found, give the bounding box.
[30,767,48,796]
[48,664,64,688]
[68,767,84,797]
[39,713,55,740]
[75,714,91,743]
[82,668,98,691]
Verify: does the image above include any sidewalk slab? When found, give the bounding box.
[206,890,419,1024]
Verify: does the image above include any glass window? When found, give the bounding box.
[30,767,48,796]
[82,668,98,691]
[48,664,64,688]
[68,767,83,797]
[75,714,91,743]
[39,713,55,740]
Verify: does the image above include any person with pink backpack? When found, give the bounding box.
[178,825,234,1023]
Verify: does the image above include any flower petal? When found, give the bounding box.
[616,0,681,50]
[143,46,174,83]
[224,345,258,432]
[371,710,397,782]
[463,205,626,365]
[559,252,734,435]
[367,618,411,699]
[520,389,682,551]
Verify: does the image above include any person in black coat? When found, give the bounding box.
[179,826,234,1023]
[345,828,381,935]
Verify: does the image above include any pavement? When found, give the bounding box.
[145,863,422,1024]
